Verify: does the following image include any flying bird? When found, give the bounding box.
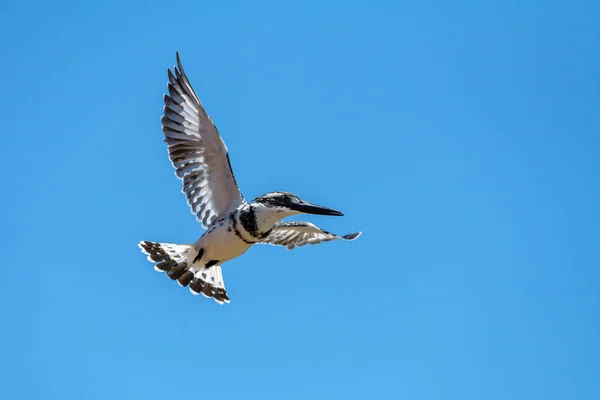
[139,52,361,304]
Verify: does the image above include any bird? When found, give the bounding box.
[138,52,361,304]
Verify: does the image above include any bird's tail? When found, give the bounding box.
[138,241,230,304]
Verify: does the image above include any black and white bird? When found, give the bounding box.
[139,53,361,304]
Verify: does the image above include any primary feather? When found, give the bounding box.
[162,52,244,228]
[260,221,361,250]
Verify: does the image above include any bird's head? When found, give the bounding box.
[252,192,344,216]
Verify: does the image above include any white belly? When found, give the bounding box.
[188,222,253,268]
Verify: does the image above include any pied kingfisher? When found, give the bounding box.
[139,52,361,304]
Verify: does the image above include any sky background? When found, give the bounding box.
[1,0,599,399]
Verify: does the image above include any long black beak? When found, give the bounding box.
[292,201,344,216]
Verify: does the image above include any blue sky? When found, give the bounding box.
[1,0,599,398]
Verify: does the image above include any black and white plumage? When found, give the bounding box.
[139,53,361,304]
[261,221,362,250]
[139,241,230,304]
[162,54,243,228]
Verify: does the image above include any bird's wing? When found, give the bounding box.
[161,52,244,229]
[260,221,361,250]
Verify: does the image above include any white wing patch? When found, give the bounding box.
[162,53,245,229]
[260,221,361,250]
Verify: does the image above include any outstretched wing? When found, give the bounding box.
[260,221,361,250]
[161,52,245,229]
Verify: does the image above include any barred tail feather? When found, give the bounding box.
[138,241,230,305]
[189,266,230,304]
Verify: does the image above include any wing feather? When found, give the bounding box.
[161,52,244,228]
[260,221,361,250]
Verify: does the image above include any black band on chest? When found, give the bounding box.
[240,206,272,240]
[230,212,257,244]
[239,206,259,236]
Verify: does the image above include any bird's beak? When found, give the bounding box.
[292,201,344,216]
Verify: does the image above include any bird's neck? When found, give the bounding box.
[237,203,293,240]
[254,203,296,229]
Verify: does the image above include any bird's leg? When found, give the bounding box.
[193,248,204,264]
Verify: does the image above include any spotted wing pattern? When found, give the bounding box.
[161,52,244,229]
[260,221,361,250]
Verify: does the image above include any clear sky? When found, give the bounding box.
[1,0,599,399]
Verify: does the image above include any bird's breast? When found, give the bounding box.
[194,222,253,264]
